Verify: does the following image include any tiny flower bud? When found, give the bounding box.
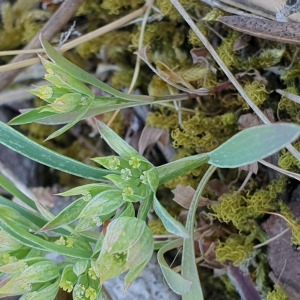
[121,168,132,181]
[129,157,141,169]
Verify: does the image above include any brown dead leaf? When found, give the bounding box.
[138,125,169,155]
[171,185,195,209]
[208,179,230,197]
[240,162,258,174]
[190,47,210,63]
[233,34,251,51]
[238,109,274,130]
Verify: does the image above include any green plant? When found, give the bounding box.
[0,37,299,300]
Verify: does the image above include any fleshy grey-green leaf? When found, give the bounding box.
[209,123,300,168]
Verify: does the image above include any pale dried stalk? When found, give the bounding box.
[0,6,147,73]
[0,0,85,89]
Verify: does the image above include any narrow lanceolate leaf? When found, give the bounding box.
[45,100,92,140]
[30,99,153,126]
[0,195,46,227]
[79,190,125,219]
[0,174,36,210]
[157,153,209,185]
[8,107,57,125]
[39,198,88,231]
[19,278,59,300]
[157,239,191,295]
[40,36,151,102]
[0,121,111,180]
[8,97,120,126]
[95,120,148,162]
[153,196,189,238]
[209,123,300,168]
[0,212,91,258]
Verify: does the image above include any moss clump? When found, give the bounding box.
[243,48,285,70]
[164,163,209,190]
[267,284,288,300]
[148,75,178,97]
[239,81,271,109]
[278,86,300,122]
[0,0,50,50]
[211,177,286,231]
[172,112,237,152]
[279,201,300,247]
[101,0,144,15]
[217,31,240,69]
[148,219,168,235]
[278,141,300,171]
[77,31,132,62]
[215,234,255,265]
[157,0,207,21]
[146,108,185,129]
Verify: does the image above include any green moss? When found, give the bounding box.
[171,112,237,152]
[157,0,207,21]
[211,177,286,231]
[278,86,300,122]
[243,48,285,70]
[278,141,300,170]
[279,201,300,247]
[0,0,49,50]
[267,284,288,300]
[146,108,185,129]
[101,0,144,15]
[164,163,209,190]
[216,31,240,69]
[148,219,168,235]
[147,75,178,97]
[239,81,271,109]
[215,234,255,265]
[77,31,132,62]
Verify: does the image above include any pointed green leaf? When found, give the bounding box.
[157,154,209,184]
[157,239,192,295]
[0,121,111,180]
[96,217,153,284]
[95,119,148,162]
[40,36,151,102]
[144,168,159,192]
[0,195,46,227]
[73,260,89,277]
[19,278,59,300]
[36,98,153,125]
[153,196,189,238]
[45,100,92,140]
[40,198,88,231]
[125,259,150,290]
[79,190,125,219]
[209,123,300,168]
[0,209,91,258]
[0,173,36,210]
[9,107,57,125]
[40,56,95,99]
[117,202,135,218]
[57,183,113,197]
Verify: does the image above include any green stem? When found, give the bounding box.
[182,165,216,300]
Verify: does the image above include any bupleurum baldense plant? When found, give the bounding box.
[0,36,299,300]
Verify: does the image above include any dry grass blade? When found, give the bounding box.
[138,126,169,155]
[0,0,85,89]
[136,47,209,96]
[0,5,148,85]
[259,160,300,182]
